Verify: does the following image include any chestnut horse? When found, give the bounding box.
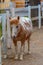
[10,16,33,60]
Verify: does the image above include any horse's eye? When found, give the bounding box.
[16,26,18,28]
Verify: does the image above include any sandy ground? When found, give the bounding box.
[1,27,43,65]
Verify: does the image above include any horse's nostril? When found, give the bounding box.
[12,36,16,38]
[16,26,18,28]
[14,36,16,38]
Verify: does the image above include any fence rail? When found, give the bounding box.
[0,2,43,28]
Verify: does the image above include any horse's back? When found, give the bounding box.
[19,17,33,32]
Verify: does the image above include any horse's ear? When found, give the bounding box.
[17,16,20,20]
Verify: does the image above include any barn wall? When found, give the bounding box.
[0,0,10,9]
[11,0,25,8]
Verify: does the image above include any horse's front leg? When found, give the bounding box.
[14,43,18,60]
[20,42,24,60]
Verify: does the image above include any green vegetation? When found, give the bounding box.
[0,10,5,38]
[0,10,5,14]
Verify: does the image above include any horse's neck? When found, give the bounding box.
[19,24,23,32]
[19,17,28,30]
[20,22,25,30]
[17,24,23,34]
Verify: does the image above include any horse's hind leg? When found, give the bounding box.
[27,37,31,54]
[27,40,31,54]
[27,32,32,54]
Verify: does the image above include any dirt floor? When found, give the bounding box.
[2,26,43,65]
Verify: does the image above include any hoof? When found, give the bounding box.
[27,51,31,54]
[15,55,18,60]
[28,51,31,54]
[20,55,23,60]
[3,55,7,59]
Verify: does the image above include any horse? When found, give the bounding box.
[10,16,33,60]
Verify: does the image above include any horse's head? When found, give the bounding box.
[10,16,20,38]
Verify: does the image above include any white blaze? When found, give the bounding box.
[12,24,18,37]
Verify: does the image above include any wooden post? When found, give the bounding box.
[28,6,31,19]
[10,2,15,18]
[6,11,12,48]
[1,14,7,58]
[38,5,41,29]
[10,7,15,18]
[41,1,43,16]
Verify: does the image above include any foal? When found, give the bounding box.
[10,16,33,60]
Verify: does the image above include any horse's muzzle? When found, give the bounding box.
[12,36,16,39]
